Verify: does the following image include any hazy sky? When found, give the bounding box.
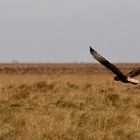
[0,0,140,63]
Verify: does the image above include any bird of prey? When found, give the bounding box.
[90,47,140,84]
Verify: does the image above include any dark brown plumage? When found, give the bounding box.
[90,47,140,84]
[126,68,140,78]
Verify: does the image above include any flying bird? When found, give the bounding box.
[90,47,140,84]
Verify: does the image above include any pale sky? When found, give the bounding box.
[0,0,140,63]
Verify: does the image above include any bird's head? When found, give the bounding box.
[114,76,119,81]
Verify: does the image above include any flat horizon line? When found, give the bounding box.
[0,62,139,65]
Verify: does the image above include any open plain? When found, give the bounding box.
[0,63,140,140]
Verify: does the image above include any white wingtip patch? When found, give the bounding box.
[127,77,140,84]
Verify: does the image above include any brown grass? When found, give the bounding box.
[0,63,140,140]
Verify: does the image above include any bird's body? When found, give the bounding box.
[90,47,140,84]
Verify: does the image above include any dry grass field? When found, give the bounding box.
[0,63,140,140]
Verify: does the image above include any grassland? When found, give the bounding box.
[0,63,140,140]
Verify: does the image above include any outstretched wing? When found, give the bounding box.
[126,67,140,78]
[90,47,126,78]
